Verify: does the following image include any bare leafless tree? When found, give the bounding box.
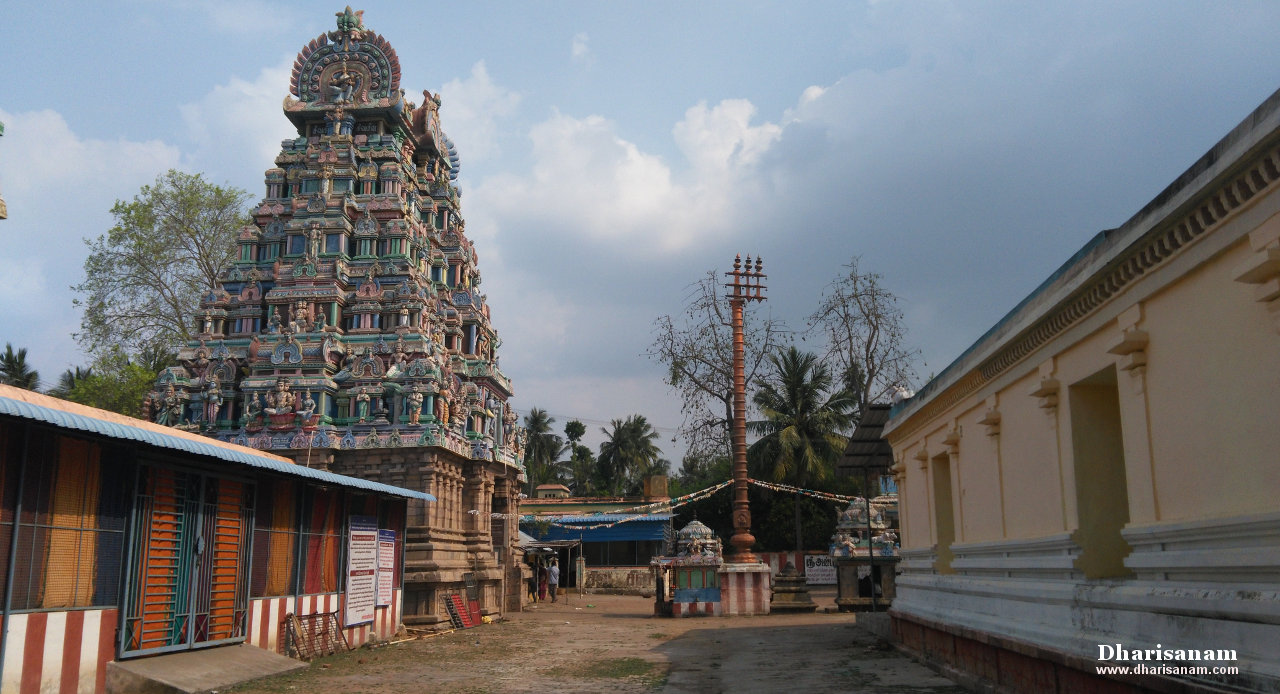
[807,256,920,412]
[647,271,791,460]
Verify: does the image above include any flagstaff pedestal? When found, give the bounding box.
[718,562,771,616]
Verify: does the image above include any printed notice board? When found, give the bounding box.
[377,529,396,606]
[804,554,837,585]
[346,515,378,625]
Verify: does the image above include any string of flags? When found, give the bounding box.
[747,478,863,504]
[470,479,738,529]
[532,480,735,529]
[475,477,870,531]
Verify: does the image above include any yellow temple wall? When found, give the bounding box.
[882,88,1280,691]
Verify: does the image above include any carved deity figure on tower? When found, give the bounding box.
[155,384,182,426]
[264,377,295,415]
[356,387,371,422]
[298,391,317,420]
[330,61,357,103]
[204,376,223,425]
[244,392,263,425]
[407,386,424,425]
[307,224,322,259]
[292,300,313,333]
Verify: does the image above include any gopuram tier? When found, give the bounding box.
[149,7,527,625]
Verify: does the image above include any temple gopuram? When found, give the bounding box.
[148,7,526,625]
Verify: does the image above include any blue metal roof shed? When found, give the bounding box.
[0,384,432,501]
[525,513,671,543]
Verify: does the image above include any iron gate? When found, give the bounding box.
[119,465,253,657]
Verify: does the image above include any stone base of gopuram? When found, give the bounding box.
[718,563,772,616]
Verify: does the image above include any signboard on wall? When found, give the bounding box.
[377,529,396,607]
[346,515,378,625]
[803,554,837,585]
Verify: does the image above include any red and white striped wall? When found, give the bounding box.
[247,590,402,654]
[719,565,771,616]
[756,551,807,577]
[671,601,721,618]
[0,609,118,694]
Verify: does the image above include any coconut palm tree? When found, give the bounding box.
[522,408,566,494]
[597,415,663,496]
[748,346,857,552]
[0,344,40,391]
[47,366,93,399]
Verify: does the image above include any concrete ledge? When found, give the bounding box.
[106,644,307,694]
[856,611,892,641]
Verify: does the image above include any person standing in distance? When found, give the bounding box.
[548,559,560,603]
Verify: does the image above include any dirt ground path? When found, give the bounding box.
[227,589,965,693]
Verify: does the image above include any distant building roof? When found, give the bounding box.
[838,403,894,474]
[535,484,570,491]
[546,513,672,523]
[0,384,433,501]
[521,513,671,543]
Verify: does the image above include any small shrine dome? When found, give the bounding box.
[675,520,722,559]
[677,519,715,542]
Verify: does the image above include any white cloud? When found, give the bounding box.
[571,33,591,62]
[178,58,296,183]
[437,61,522,166]
[472,98,783,256]
[0,108,183,376]
[672,99,781,176]
[0,109,181,201]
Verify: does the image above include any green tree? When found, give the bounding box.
[670,453,731,497]
[563,419,598,496]
[564,419,586,444]
[46,366,93,399]
[73,170,251,359]
[0,344,40,391]
[66,348,159,418]
[597,415,663,497]
[522,408,566,493]
[748,346,857,552]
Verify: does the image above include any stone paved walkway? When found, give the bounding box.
[227,589,967,693]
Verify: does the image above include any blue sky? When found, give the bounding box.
[4,1,1280,459]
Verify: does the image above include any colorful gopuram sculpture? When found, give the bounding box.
[148,7,524,625]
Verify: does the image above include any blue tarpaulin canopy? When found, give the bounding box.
[523,513,671,543]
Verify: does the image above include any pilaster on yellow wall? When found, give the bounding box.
[943,425,964,544]
[892,455,909,546]
[1031,359,1068,532]
[913,445,933,549]
[1107,303,1160,525]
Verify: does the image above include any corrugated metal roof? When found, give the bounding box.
[0,385,432,502]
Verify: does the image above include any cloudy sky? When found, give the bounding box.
[4,1,1280,460]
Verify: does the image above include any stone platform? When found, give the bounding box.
[719,562,772,616]
[105,644,306,694]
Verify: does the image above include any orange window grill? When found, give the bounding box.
[120,466,253,657]
[3,430,127,612]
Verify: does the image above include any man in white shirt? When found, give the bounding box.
[548,559,560,602]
